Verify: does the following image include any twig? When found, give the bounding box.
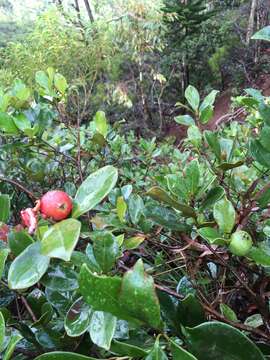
[0,176,37,202]
[21,296,37,322]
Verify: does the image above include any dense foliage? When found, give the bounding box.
[0,0,270,357]
[0,25,269,358]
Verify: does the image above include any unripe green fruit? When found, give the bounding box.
[229,230,252,256]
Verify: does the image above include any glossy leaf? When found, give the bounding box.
[175,115,195,127]
[170,340,197,360]
[145,337,168,360]
[200,186,225,210]
[119,259,161,328]
[64,297,92,337]
[177,294,205,327]
[185,160,200,196]
[79,264,125,318]
[8,231,34,256]
[110,339,148,357]
[0,195,10,223]
[146,187,196,218]
[200,90,219,112]
[247,246,270,266]
[145,205,188,231]
[93,111,108,138]
[91,231,120,273]
[185,85,200,112]
[252,26,270,41]
[116,196,127,223]
[41,263,78,291]
[204,131,221,160]
[213,198,236,234]
[72,166,118,218]
[124,235,145,250]
[41,219,81,261]
[185,321,264,359]
[3,334,23,360]
[0,112,19,135]
[128,194,144,224]
[220,304,238,322]
[0,248,9,279]
[8,242,50,290]
[35,352,98,360]
[0,311,5,352]
[250,139,270,168]
[89,311,116,350]
[54,73,68,94]
[197,227,226,245]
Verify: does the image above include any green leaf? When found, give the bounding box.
[13,113,31,132]
[0,311,5,352]
[250,139,270,168]
[79,264,125,318]
[145,204,188,231]
[41,263,78,291]
[175,115,195,126]
[124,235,145,250]
[146,187,196,218]
[8,231,34,256]
[91,231,120,273]
[110,340,148,357]
[72,166,118,218]
[8,242,50,290]
[35,71,50,91]
[252,26,270,41]
[220,304,238,322]
[170,339,198,360]
[64,297,92,337]
[41,219,81,261]
[93,111,108,138]
[213,198,236,234]
[247,246,270,266]
[3,334,23,360]
[54,73,68,94]
[200,186,225,210]
[145,337,168,360]
[258,103,270,126]
[185,85,200,112]
[185,321,264,360]
[128,194,144,224]
[199,106,213,124]
[257,187,270,208]
[177,294,205,327]
[217,160,245,171]
[35,352,98,360]
[259,126,270,152]
[0,112,19,135]
[0,248,9,279]
[116,196,127,223]
[0,195,10,223]
[185,160,200,196]
[197,227,226,245]
[119,259,161,328]
[79,263,160,327]
[187,125,202,147]
[200,90,219,112]
[89,311,116,350]
[204,131,221,160]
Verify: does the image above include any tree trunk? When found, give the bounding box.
[246,0,258,45]
[83,0,94,23]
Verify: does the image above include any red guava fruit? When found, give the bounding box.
[40,190,72,221]
[0,223,9,242]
